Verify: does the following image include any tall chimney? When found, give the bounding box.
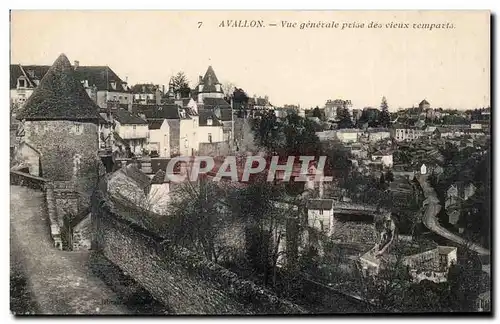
[199,75,203,83]
[74,60,80,70]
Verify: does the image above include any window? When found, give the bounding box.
[113,95,117,100]
[439,254,447,270]
[208,133,212,143]
[133,125,136,130]
[184,139,189,148]
[119,96,122,100]
[319,209,324,215]
[73,154,82,176]
[74,124,83,135]
[207,118,213,126]
[18,79,26,88]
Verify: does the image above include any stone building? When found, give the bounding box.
[16,53,101,230]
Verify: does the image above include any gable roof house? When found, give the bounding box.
[11,61,132,111]
[136,104,198,157]
[112,108,149,156]
[131,83,163,105]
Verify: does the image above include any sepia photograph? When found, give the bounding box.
[9,10,491,315]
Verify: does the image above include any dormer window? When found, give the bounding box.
[17,78,27,89]
[81,80,89,88]
[207,118,213,126]
[215,84,221,92]
[110,81,117,90]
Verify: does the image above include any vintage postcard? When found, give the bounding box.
[10,10,491,315]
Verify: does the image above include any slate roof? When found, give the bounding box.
[16,54,100,122]
[11,63,130,92]
[10,65,24,89]
[10,64,51,89]
[120,164,151,189]
[198,66,222,93]
[148,120,164,130]
[198,109,223,126]
[217,108,234,122]
[130,83,160,94]
[148,104,190,120]
[150,158,172,174]
[113,108,147,125]
[419,99,430,106]
[151,169,170,184]
[307,199,334,210]
[203,97,231,110]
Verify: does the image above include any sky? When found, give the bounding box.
[10,10,490,110]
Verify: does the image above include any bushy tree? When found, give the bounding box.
[171,72,191,97]
[337,106,354,129]
[379,96,391,128]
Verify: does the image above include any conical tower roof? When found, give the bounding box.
[17,53,99,122]
[200,65,222,93]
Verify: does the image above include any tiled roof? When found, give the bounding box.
[307,199,334,210]
[199,109,223,126]
[17,54,100,122]
[113,108,147,125]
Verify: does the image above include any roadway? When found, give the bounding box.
[10,185,129,315]
[416,175,490,259]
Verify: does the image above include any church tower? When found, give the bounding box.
[17,53,100,211]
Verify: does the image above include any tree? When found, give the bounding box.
[221,81,237,97]
[230,179,301,287]
[447,243,489,312]
[337,106,354,129]
[232,87,250,115]
[251,111,321,157]
[379,96,391,128]
[171,72,191,97]
[167,178,234,264]
[312,107,322,118]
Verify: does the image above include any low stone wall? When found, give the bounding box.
[10,170,46,191]
[91,187,306,315]
[198,142,231,156]
[10,170,62,250]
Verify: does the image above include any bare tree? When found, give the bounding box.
[221,81,236,97]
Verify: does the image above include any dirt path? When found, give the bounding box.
[416,175,490,259]
[10,185,130,315]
